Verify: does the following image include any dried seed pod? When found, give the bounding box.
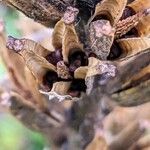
[21,51,57,87]
[128,0,150,13]
[117,37,150,58]
[89,20,115,60]
[90,0,127,26]
[6,36,57,89]
[52,19,65,49]
[6,92,61,129]
[40,82,73,101]
[115,9,150,38]
[0,22,29,97]
[74,66,88,79]
[62,24,84,62]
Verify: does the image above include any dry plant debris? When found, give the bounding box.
[0,0,150,149]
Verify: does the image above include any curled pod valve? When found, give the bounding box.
[62,24,87,74]
[6,36,58,91]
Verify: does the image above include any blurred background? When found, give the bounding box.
[0,3,52,150]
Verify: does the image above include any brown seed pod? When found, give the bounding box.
[6,36,57,88]
[89,0,127,26]
[52,19,65,49]
[0,22,29,96]
[128,0,150,13]
[62,24,86,64]
[117,37,150,58]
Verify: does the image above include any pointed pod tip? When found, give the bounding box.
[6,36,25,53]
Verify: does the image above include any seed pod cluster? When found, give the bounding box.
[5,0,150,103]
[0,0,150,149]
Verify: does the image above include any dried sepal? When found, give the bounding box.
[90,0,127,26]
[117,37,150,58]
[52,19,65,49]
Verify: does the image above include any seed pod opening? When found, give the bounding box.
[68,79,87,97]
[89,0,127,26]
[6,36,58,90]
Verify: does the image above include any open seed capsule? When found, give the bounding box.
[6,36,57,89]
[90,0,127,26]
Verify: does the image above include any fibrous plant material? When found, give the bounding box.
[0,0,150,149]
